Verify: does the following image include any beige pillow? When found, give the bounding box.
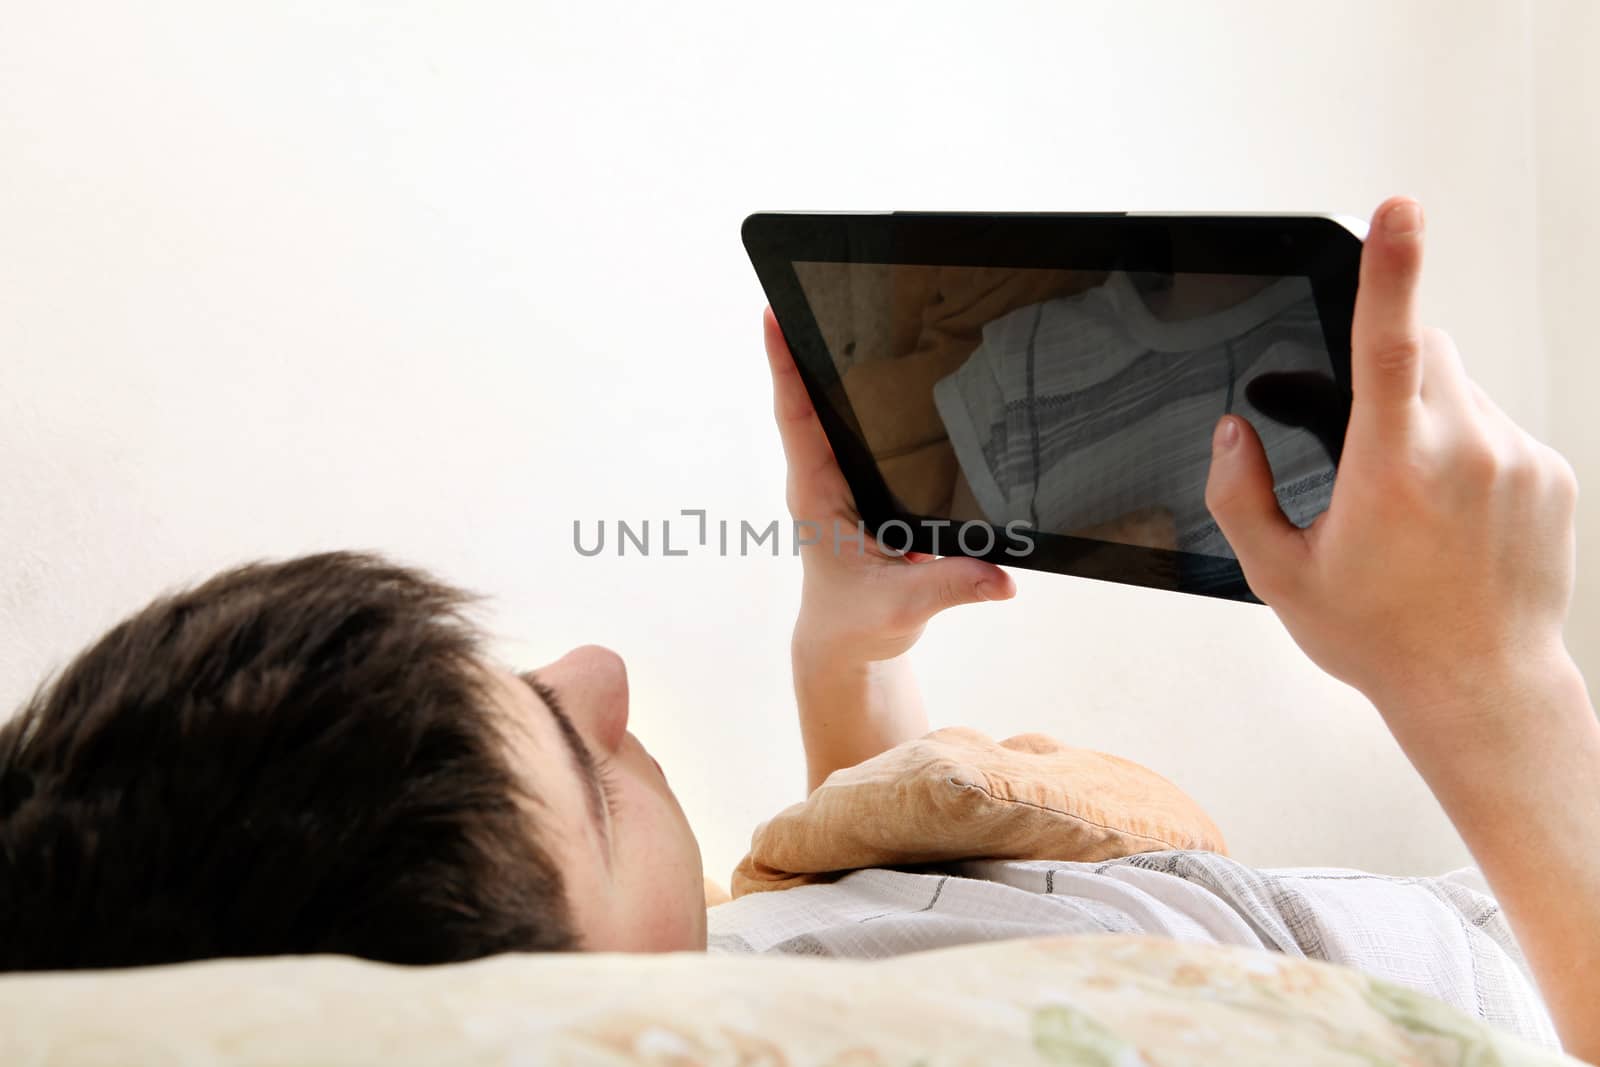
[733,726,1226,896]
[0,937,1564,1066]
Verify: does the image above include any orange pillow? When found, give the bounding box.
[732,726,1226,897]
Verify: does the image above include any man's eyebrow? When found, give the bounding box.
[519,672,612,853]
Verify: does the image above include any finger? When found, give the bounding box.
[1421,330,1504,423]
[1468,378,1504,420]
[1204,416,1307,597]
[763,307,836,478]
[894,555,1016,621]
[1418,328,1477,416]
[1351,197,1427,424]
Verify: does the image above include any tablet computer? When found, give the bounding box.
[744,211,1364,603]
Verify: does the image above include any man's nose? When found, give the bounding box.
[552,644,630,753]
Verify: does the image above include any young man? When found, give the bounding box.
[1,199,1596,1057]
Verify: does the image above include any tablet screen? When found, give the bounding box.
[790,262,1341,564]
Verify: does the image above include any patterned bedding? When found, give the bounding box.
[0,934,1579,1065]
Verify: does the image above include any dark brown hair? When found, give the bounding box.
[0,551,576,970]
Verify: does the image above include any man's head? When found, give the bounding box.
[0,552,705,970]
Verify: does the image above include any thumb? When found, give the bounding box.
[895,555,1016,622]
[1204,415,1306,595]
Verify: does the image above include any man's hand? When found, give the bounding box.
[1205,197,1599,1060]
[764,308,1015,792]
[764,308,1015,665]
[1204,197,1578,724]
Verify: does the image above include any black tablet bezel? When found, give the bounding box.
[743,211,1362,603]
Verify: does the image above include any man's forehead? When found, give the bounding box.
[483,665,616,944]
[486,666,610,858]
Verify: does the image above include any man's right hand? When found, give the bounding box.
[1203,196,1580,729]
[1206,197,1600,1060]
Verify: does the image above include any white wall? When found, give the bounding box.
[1,0,1588,887]
[1533,0,1600,686]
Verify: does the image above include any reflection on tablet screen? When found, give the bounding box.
[791,262,1339,562]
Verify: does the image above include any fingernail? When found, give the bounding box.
[976,580,1001,601]
[1214,417,1239,453]
[1384,200,1423,236]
